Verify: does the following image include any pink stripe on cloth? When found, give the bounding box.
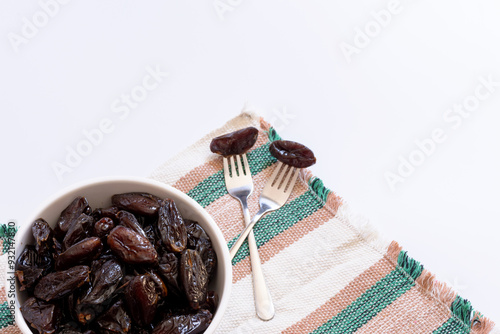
[0,287,6,303]
[0,326,22,334]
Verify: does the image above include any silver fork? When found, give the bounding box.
[229,161,300,259]
[223,154,275,321]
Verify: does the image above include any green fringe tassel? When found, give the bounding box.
[308,177,331,203]
[267,127,282,141]
[397,251,424,280]
[451,296,473,326]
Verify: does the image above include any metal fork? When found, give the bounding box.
[229,161,300,259]
[223,154,275,321]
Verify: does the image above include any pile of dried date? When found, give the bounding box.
[16,192,217,334]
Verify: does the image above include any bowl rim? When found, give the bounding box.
[14,175,232,334]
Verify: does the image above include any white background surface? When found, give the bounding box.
[1,0,499,324]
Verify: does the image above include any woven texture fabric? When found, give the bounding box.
[1,110,497,334]
[150,111,497,334]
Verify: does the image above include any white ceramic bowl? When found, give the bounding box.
[14,176,232,334]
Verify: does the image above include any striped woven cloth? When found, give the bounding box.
[150,111,496,334]
[0,111,496,333]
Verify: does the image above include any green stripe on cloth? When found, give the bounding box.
[0,301,15,329]
[228,190,324,265]
[311,269,416,334]
[186,142,277,207]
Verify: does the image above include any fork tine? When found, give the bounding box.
[236,154,244,176]
[223,157,230,178]
[242,153,250,176]
[268,161,283,184]
[285,168,300,193]
[273,163,289,188]
[229,155,236,177]
[280,166,296,191]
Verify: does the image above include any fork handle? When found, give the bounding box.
[229,207,269,259]
[239,198,275,321]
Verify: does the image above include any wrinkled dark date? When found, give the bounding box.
[204,291,218,314]
[147,271,169,298]
[32,218,53,254]
[195,238,217,278]
[158,198,187,253]
[112,192,162,217]
[210,126,259,156]
[34,265,90,301]
[180,249,208,310]
[74,290,105,326]
[18,193,216,333]
[185,219,209,248]
[125,274,159,327]
[20,297,61,334]
[92,206,119,223]
[81,258,123,304]
[15,245,52,291]
[63,214,93,250]
[56,196,91,236]
[117,210,147,238]
[107,226,158,265]
[152,309,213,334]
[93,217,115,239]
[269,140,316,168]
[158,252,181,296]
[186,219,217,277]
[56,237,103,270]
[96,300,131,334]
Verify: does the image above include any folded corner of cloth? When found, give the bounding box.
[147,108,496,333]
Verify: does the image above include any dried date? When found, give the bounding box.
[56,196,91,236]
[20,297,61,334]
[32,218,53,254]
[96,300,132,334]
[81,258,123,304]
[180,249,208,310]
[111,192,162,217]
[185,219,209,249]
[63,214,93,250]
[34,265,90,301]
[147,271,169,298]
[152,309,213,334]
[210,127,259,156]
[125,274,159,327]
[55,237,103,270]
[117,210,147,238]
[203,291,218,314]
[158,198,187,253]
[195,238,217,279]
[93,206,119,222]
[107,226,158,265]
[93,217,115,239]
[16,245,53,292]
[158,252,181,296]
[269,140,316,168]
